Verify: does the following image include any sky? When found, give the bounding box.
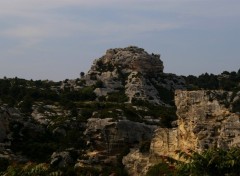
[0,0,240,81]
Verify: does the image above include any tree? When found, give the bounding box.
[238,68,240,76]
[0,158,9,172]
[19,95,33,113]
[95,80,104,88]
[70,106,78,117]
[80,72,85,78]
[79,87,96,101]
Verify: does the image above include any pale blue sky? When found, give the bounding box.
[0,0,239,80]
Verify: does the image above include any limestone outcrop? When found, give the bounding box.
[175,90,240,151]
[149,90,240,158]
[150,90,240,155]
[82,46,186,105]
[80,118,156,169]
[84,118,156,153]
[122,149,162,176]
[96,46,163,74]
[123,90,240,175]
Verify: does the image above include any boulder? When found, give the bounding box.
[50,149,77,168]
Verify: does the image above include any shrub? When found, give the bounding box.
[146,162,175,176]
[0,158,9,172]
[232,99,240,113]
[19,95,33,113]
[95,80,104,88]
[80,108,94,120]
[107,92,128,103]
[79,87,96,101]
[147,148,240,176]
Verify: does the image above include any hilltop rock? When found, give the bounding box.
[83,46,185,105]
[95,46,163,74]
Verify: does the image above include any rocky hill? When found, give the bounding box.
[0,46,240,175]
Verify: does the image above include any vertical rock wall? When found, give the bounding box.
[151,90,240,158]
[123,90,240,175]
[175,90,240,151]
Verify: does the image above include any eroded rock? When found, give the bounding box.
[123,90,240,175]
[82,46,185,105]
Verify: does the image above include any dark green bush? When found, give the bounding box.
[0,158,9,172]
[107,91,129,103]
[19,95,33,113]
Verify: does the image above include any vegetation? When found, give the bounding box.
[0,162,63,176]
[0,161,129,176]
[139,140,151,153]
[0,158,9,172]
[185,70,240,92]
[146,147,240,176]
[132,99,177,127]
[0,78,96,113]
[106,91,129,103]
[96,60,114,72]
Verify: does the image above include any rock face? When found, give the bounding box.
[0,106,25,146]
[83,46,185,105]
[175,90,240,151]
[150,90,240,156]
[84,118,156,153]
[80,118,156,169]
[97,46,163,74]
[149,90,240,158]
[122,149,162,176]
[0,105,45,162]
[123,90,240,175]
[150,128,178,158]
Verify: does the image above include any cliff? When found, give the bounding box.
[123,90,240,175]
